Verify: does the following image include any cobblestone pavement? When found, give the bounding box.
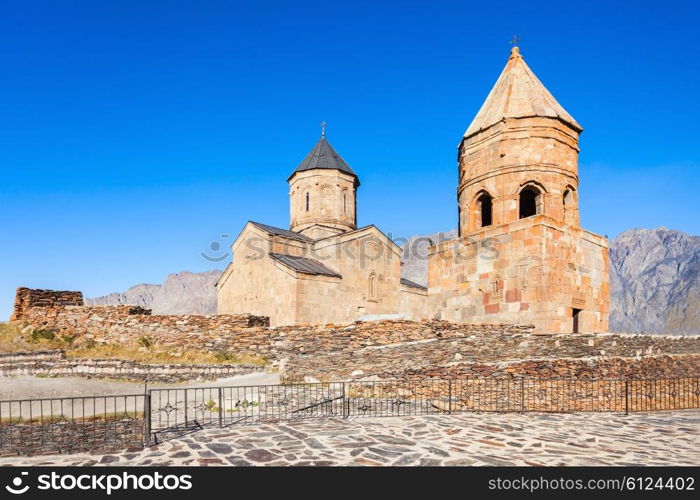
[2,411,698,466]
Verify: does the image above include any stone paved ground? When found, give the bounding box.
[2,411,698,466]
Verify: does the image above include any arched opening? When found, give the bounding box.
[477,192,493,228]
[342,190,348,214]
[519,185,542,219]
[368,272,377,300]
[457,203,462,237]
[305,191,310,212]
[563,188,576,225]
[320,186,329,215]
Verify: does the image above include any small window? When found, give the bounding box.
[368,272,377,300]
[305,191,310,212]
[477,192,493,227]
[458,204,462,237]
[343,193,347,214]
[519,186,542,219]
[563,188,575,225]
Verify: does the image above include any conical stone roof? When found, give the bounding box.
[464,47,582,138]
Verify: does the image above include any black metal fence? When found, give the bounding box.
[0,394,145,456]
[1,377,698,455]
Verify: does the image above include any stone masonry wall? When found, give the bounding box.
[16,303,269,344]
[7,288,700,384]
[11,287,84,321]
[0,350,264,383]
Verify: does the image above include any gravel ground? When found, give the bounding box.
[0,372,281,400]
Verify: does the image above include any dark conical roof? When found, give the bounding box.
[288,137,359,184]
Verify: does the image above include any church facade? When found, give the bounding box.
[217,46,610,333]
[215,133,429,326]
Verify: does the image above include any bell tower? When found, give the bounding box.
[429,45,609,334]
[457,45,582,235]
[288,126,359,240]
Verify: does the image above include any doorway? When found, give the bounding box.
[572,308,582,333]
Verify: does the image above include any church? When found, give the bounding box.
[216,45,610,333]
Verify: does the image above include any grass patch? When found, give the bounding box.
[0,411,144,425]
[65,345,268,366]
[0,322,65,351]
[0,322,267,366]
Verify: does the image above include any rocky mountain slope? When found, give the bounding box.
[86,270,220,314]
[86,228,699,334]
[609,228,700,335]
[401,230,458,286]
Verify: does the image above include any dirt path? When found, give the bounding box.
[0,372,281,400]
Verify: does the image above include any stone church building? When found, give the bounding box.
[217,46,610,333]
[215,131,429,326]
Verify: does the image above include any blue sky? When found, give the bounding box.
[1,0,699,319]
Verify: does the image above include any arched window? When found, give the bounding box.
[342,189,348,214]
[457,203,462,237]
[477,192,493,228]
[305,191,310,212]
[519,185,542,219]
[368,272,377,300]
[320,185,329,215]
[563,187,575,225]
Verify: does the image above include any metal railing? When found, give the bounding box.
[0,394,145,456]
[1,376,698,455]
[147,377,700,442]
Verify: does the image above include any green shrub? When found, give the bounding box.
[138,336,153,348]
[30,329,56,342]
[213,351,234,362]
[82,339,97,349]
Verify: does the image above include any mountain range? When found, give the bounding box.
[86,228,699,334]
[85,270,220,315]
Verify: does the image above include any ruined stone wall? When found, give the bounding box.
[10,288,84,321]
[9,288,699,384]
[283,328,700,382]
[16,304,268,345]
[0,350,263,383]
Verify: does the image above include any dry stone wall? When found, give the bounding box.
[7,288,700,384]
[11,288,83,321]
[0,351,264,383]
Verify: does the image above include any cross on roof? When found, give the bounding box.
[321,120,326,138]
[509,35,521,47]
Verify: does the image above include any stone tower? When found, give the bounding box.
[458,45,581,235]
[429,46,610,334]
[288,131,359,239]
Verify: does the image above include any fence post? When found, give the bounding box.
[625,380,629,415]
[143,390,151,448]
[520,377,525,413]
[342,382,348,419]
[448,380,452,415]
[184,390,188,426]
[218,387,223,427]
